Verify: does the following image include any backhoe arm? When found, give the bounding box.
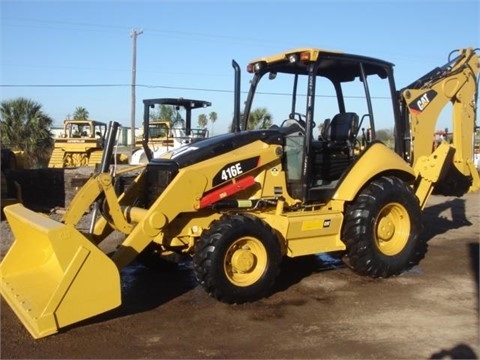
[400,48,480,202]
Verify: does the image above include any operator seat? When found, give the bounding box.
[308,112,359,202]
[329,112,359,144]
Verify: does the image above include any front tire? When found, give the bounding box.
[193,214,282,303]
[342,175,427,278]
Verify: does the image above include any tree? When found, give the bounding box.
[208,111,217,135]
[73,106,89,120]
[198,114,208,129]
[150,105,182,123]
[228,108,273,132]
[247,108,272,130]
[375,128,394,148]
[375,128,392,141]
[0,97,54,168]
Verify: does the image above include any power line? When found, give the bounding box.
[1,16,280,46]
[0,83,392,99]
[0,83,234,92]
[0,84,131,87]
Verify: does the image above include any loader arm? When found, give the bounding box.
[61,173,134,234]
[109,167,209,269]
[90,166,147,243]
[61,121,137,235]
[60,175,105,225]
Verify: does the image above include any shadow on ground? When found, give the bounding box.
[421,198,472,241]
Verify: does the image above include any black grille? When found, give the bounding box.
[145,160,179,208]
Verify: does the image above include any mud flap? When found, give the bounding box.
[0,204,121,339]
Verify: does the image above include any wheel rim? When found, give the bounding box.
[224,237,268,287]
[374,202,410,256]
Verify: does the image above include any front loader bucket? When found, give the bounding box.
[0,204,121,339]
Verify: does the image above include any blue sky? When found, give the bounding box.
[1,0,479,134]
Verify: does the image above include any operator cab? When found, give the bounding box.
[242,48,399,202]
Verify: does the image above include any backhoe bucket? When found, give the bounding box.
[0,203,121,339]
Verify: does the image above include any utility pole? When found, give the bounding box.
[130,28,143,154]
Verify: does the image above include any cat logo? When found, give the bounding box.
[301,219,332,231]
[408,90,437,114]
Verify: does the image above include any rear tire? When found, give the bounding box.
[342,175,427,278]
[193,214,282,303]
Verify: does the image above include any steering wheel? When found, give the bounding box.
[289,112,306,122]
[281,112,307,130]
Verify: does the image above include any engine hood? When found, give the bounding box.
[150,128,286,168]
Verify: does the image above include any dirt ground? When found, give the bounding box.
[0,169,479,359]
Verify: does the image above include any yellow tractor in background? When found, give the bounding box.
[130,98,211,165]
[48,119,108,168]
[1,47,479,339]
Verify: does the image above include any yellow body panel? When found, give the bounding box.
[261,210,345,257]
[333,142,416,201]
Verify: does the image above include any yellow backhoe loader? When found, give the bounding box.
[1,47,478,339]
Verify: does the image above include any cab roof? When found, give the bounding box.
[248,47,394,81]
[63,120,106,126]
[143,98,211,110]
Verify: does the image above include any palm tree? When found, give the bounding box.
[208,111,217,135]
[0,97,54,168]
[247,108,272,130]
[198,114,208,129]
[73,106,89,120]
[229,108,273,132]
[150,105,183,124]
